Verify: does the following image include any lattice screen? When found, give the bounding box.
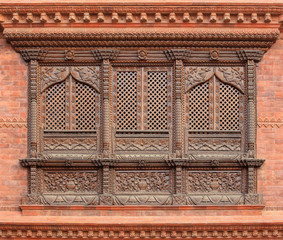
[219,81,240,130]
[147,71,168,130]
[188,82,210,130]
[116,71,137,130]
[45,82,66,130]
[75,81,96,130]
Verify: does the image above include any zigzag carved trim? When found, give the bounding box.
[257,117,283,128]
[0,117,27,128]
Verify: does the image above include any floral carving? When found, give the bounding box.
[185,66,244,93]
[70,66,100,92]
[41,67,69,92]
[215,67,245,92]
[187,171,242,193]
[115,171,171,193]
[44,171,98,193]
[184,67,214,92]
[41,66,100,93]
[137,49,147,60]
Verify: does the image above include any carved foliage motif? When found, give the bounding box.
[216,67,244,93]
[43,171,98,193]
[70,67,100,93]
[41,67,69,92]
[115,171,171,193]
[184,66,244,92]
[41,66,100,92]
[116,138,169,152]
[187,171,242,193]
[184,67,214,92]
[43,138,97,151]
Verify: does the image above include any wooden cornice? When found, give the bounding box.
[0,3,282,50]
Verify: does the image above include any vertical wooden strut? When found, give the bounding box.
[102,59,111,156]
[174,60,184,158]
[29,59,38,158]
[247,59,256,158]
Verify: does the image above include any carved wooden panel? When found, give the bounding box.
[43,170,99,193]
[37,168,101,205]
[187,171,242,193]
[116,138,169,152]
[114,170,172,194]
[43,137,97,152]
[188,138,241,152]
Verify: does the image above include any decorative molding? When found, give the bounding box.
[0,222,282,239]
[4,28,279,50]
[0,117,27,128]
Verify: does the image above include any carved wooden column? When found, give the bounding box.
[92,49,119,157]
[92,49,119,205]
[20,49,47,204]
[164,50,190,205]
[164,49,190,158]
[237,50,265,204]
[174,59,183,158]
[237,50,264,158]
[20,50,39,158]
[102,59,111,156]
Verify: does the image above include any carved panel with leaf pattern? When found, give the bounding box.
[114,170,173,194]
[187,171,242,193]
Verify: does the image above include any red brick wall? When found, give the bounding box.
[0,36,27,210]
[257,35,283,208]
[0,34,282,211]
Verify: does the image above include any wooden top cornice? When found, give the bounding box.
[0,2,282,50]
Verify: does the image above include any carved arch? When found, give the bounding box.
[184,66,245,94]
[41,67,69,92]
[41,66,100,93]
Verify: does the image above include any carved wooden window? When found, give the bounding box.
[184,66,245,154]
[113,67,172,132]
[20,48,264,206]
[186,68,243,130]
[40,66,100,156]
[185,67,244,132]
[41,66,100,132]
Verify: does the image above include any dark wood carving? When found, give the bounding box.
[19,47,265,206]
